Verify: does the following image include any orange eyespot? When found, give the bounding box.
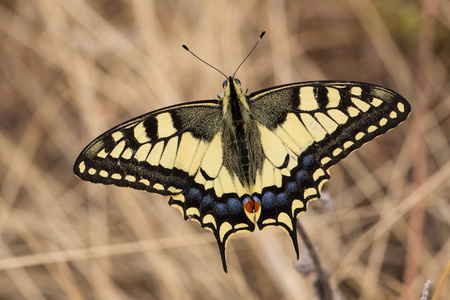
[243,197,261,213]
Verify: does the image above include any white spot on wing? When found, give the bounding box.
[194,170,206,185]
[298,86,319,111]
[97,149,109,158]
[146,141,164,166]
[313,169,325,181]
[389,111,398,119]
[186,207,200,217]
[352,98,371,112]
[125,175,136,182]
[121,148,133,159]
[301,113,327,141]
[350,86,362,96]
[203,214,217,229]
[168,186,182,193]
[327,109,349,125]
[321,157,331,165]
[291,199,304,215]
[79,161,86,173]
[281,114,314,150]
[156,112,177,138]
[379,118,388,126]
[371,98,383,107]
[110,140,126,158]
[134,122,151,143]
[332,148,342,156]
[304,188,317,199]
[355,132,365,140]
[326,87,341,108]
[219,222,233,242]
[347,106,360,117]
[277,212,293,230]
[343,141,354,149]
[234,223,249,229]
[112,173,122,180]
[262,218,276,225]
[159,136,178,169]
[139,179,150,185]
[174,132,201,172]
[135,143,152,162]
[273,126,301,156]
[188,140,209,176]
[315,112,338,134]
[153,183,164,191]
[111,131,123,142]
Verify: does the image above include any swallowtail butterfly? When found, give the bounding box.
[74,32,410,272]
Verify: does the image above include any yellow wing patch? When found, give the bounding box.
[200,131,223,179]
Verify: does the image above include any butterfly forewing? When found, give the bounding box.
[74,101,222,195]
[249,81,410,242]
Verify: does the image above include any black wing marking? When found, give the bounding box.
[74,100,222,195]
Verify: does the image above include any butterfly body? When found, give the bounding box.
[75,75,410,272]
[222,77,262,187]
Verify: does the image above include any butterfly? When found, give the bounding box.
[73,32,411,272]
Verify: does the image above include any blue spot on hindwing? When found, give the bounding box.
[286,181,298,194]
[302,155,315,169]
[216,203,227,217]
[296,170,308,186]
[277,192,287,206]
[227,198,242,215]
[188,187,201,202]
[262,191,276,209]
[202,194,213,207]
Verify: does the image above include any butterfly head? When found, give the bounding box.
[222,77,241,89]
[220,76,249,106]
[221,76,245,98]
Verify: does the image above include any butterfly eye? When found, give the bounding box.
[222,80,227,88]
[235,78,241,85]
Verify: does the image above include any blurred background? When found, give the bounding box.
[0,0,449,299]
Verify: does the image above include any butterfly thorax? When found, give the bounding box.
[221,77,263,189]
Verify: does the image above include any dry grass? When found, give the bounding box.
[1,0,449,299]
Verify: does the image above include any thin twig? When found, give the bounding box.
[420,280,431,300]
[297,220,333,300]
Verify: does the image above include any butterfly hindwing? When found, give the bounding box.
[249,81,410,253]
[168,129,256,272]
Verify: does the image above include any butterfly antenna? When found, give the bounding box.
[182,45,227,79]
[233,31,265,77]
